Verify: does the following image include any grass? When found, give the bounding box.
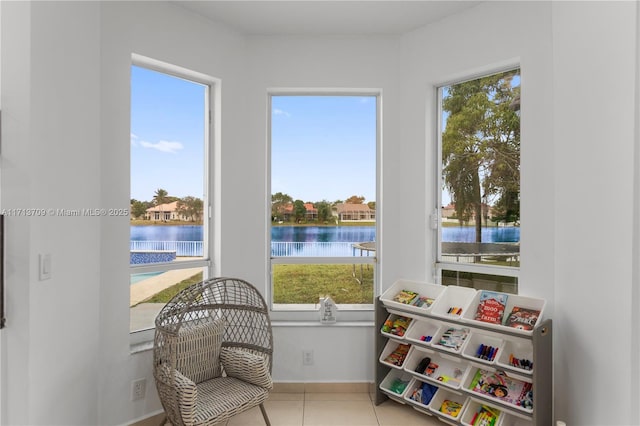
[139,265,372,306]
[273,264,373,304]
[142,271,203,304]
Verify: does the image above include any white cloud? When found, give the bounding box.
[273,108,291,117]
[130,133,139,146]
[139,140,184,154]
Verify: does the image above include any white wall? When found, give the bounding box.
[551,2,638,424]
[1,1,639,425]
[99,2,247,424]
[1,2,102,424]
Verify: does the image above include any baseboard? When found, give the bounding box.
[128,410,164,426]
[273,381,375,394]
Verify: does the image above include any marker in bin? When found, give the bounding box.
[447,306,463,315]
[509,353,533,370]
[475,344,498,361]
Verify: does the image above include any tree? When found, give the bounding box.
[316,200,333,222]
[367,201,376,211]
[271,192,293,221]
[153,188,169,206]
[130,200,148,219]
[442,69,520,241]
[293,200,306,222]
[176,196,204,222]
[345,195,365,204]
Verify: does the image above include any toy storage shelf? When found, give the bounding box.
[375,293,552,426]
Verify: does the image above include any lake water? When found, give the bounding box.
[131,225,519,243]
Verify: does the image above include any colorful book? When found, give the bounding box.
[504,306,540,331]
[383,343,410,366]
[468,368,533,410]
[412,296,435,309]
[393,289,418,304]
[474,291,508,325]
[439,399,463,417]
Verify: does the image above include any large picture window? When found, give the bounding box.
[437,68,521,292]
[129,58,213,333]
[269,93,378,311]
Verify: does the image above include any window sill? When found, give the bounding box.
[130,340,154,355]
[271,320,374,327]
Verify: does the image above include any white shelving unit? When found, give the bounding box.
[375,283,552,426]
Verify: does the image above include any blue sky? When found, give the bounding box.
[131,68,377,205]
[271,96,377,203]
[130,65,205,202]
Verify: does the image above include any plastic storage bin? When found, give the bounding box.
[461,330,505,366]
[380,280,445,314]
[379,340,412,370]
[428,388,468,421]
[460,399,505,426]
[403,346,470,390]
[462,292,546,336]
[462,367,534,414]
[403,377,440,410]
[496,337,534,375]
[380,313,414,340]
[379,369,413,402]
[430,286,477,320]
[405,318,441,347]
[431,324,471,354]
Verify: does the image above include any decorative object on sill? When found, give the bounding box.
[319,294,337,324]
[153,277,273,426]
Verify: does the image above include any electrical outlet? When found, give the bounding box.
[303,350,314,366]
[131,378,146,401]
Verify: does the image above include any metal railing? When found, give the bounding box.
[130,241,378,258]
[130,240,203,257]
[271,241,375,257]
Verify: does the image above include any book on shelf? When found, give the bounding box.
[393,289,418,304]
[383,343,410,367]
[468,368,533,410]
[474,291,508,325]
[503,306,540,331]
[393,290,435,309]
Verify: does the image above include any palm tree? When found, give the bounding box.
[153,188,169,221]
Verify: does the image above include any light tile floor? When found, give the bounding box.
[138,392,446,426]
[223,392,443,426]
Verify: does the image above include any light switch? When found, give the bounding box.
[39,253,51,280]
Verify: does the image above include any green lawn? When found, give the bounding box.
[140,264,374,306]
[273,264,373,304]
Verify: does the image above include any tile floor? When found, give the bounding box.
[141,391,444,426]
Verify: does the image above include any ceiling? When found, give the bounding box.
[173,1,482,36]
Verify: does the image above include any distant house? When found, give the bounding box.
[281,202,317,221]
[146,201,190,221]
[334,203,375,222]
[441,202,493,223]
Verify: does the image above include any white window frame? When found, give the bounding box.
[267,89,381,323]
[129,54,220,346]
[434,67,520,286]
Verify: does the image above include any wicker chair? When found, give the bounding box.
[153,277,273,426]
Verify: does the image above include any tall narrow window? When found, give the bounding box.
[130,60,211,333]
[269,93,378,311]
[437,69,520,293]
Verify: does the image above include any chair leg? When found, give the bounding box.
[259,403,271,426]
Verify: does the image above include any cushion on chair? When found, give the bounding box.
[176,318,225,384]
[220,347,273,390]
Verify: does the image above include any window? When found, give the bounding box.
[437,68,520,292]
[130,57,214,334]
[269,93,378,312]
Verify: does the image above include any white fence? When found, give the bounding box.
[130,241,376,257]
